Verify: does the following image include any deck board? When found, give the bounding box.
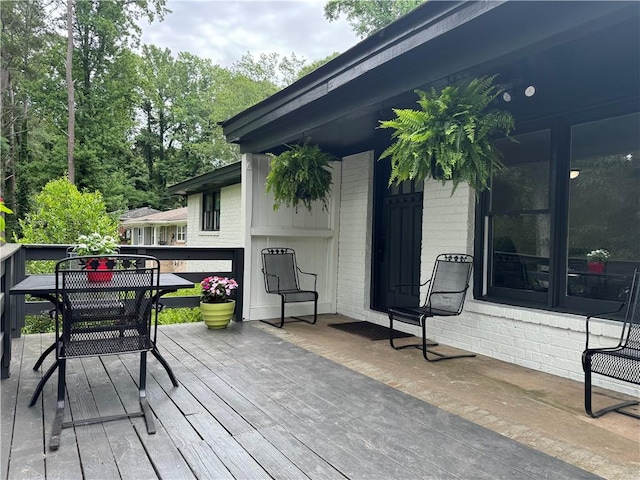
[1,322,601,480]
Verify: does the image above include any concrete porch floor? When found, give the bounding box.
[254,314,639,480]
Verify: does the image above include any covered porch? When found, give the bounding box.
[2,317,637,479]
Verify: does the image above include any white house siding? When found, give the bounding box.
[336,151,377,320]
[420,182,638,396]
[186,183,243,273]
[333,151,637,397]
[243,153,341,321]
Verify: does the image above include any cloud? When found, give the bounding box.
[140,0,360,67]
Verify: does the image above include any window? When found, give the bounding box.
[159,226,168,244]
[136,228,144,245]
[176,225,187,242]
[566,113,640,308]
[202,191,220,231]
[476,112,640,315]
[489,130,551,301]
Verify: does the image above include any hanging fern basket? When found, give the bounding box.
[265,143,336,212]
[378,75,515,193]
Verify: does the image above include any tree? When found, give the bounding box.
[296,52,340,80]
[66,0,74,183]
[0,0,50,224]
[324,0,425,38]
[17,176,117,245]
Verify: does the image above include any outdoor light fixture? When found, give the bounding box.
[502,91,512,102]
[525,85,536,97]
[570,169,580,179]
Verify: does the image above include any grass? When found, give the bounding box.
[22,285,203,334]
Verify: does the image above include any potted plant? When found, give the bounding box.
[200,275,239,329]
[586,249,609,274]
[378,75,514,193]
[265,142,335,212]
[72,232,119,282]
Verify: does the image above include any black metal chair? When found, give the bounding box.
[388,253,476,362]
[261,247,318,328]
[582,269,640,419]
[49,254,161,450]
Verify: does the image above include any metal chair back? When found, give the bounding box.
[425,254,474,315]
[262,248,301,293]
[55,254,160,359]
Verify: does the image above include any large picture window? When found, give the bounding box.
[202,191,220,231]
[477,112,640,316]
[566,113,640,308]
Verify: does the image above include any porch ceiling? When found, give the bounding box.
[221,1,639,159]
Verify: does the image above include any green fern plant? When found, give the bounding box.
[266,142,335,211]
[379,75,514,193]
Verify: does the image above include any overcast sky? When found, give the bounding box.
[139,0,361,67]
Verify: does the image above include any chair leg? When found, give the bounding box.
[261,296,317,328]
[389,313,437,351]
[584,366,640,419]
[50,359,66,451]
[260,296,286,328]
[311,293,318,324]
[139,352,156,434]
[422,316,476,362]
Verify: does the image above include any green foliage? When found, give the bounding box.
[324,0,425,38]
[22,315,55,335]
[379,75,515,193]
[157,307,201,325]
[17,177,118,244]
[3,0,328,224]
[296,52,340,80]
[72,232,119,256]
[265,143,335,212]
[0,198,13,242]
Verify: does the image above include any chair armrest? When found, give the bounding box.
[391,280,431,305]
[262,270,281,292]
[585,302,626,349]
[297,268,318,291]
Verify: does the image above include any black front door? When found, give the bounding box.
[372,160,423,311]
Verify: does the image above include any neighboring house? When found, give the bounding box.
[216,1,639,396]
[121,207,188,246]
[118,206,160,243]
[168,162,243,272]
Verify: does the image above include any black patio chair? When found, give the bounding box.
[388,253,476,362]
[29,246,124,406]
[582,269,640,419]
[261,247,318,328]
[49,254,161,450]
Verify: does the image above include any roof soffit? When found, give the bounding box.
[223,1,638,156]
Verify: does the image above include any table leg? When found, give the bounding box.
[33,342,56,371]
[30,360,59,407]
[151,347,179,387]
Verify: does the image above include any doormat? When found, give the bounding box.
[328,321,414,341]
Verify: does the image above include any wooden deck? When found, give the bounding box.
[2,321,599,480]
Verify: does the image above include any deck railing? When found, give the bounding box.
[1,243,244,379]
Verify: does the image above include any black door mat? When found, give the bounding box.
[328,321,414,341]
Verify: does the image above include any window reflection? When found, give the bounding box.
[490,130,551,292]
[567,112,640,301]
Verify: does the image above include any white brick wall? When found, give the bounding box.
[336,151,374,319]
[335,165,638,397]
[186,183,243,272]
[188,183,243,248]
[420,181,638,397]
